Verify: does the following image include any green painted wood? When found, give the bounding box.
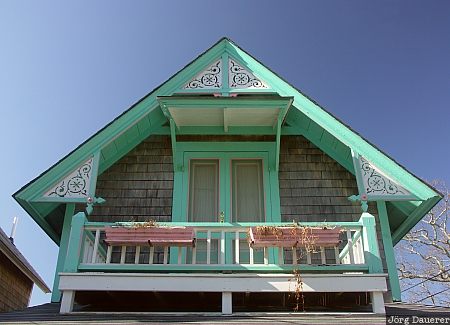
[63,212,87,272]
[351,150,367,197]
[15,199,60,243]
[180,148,274,222]
[78,263,369,273]
[377,201,401,301]
[221,52,230,96]
[88,151,101,198]
[275,115,282,172]
[392,196,441,245]
[15,39,227,201]
[85,221,363,228]
[14,37,441,254]
[360,213,383,274]
[225,40,437,201]
[157,96,292,110]
[51,203,75,302]
[169,118,177,170]
[177,126,277,135]
[285,111,354,173]
[351,150,420,202]
[338,230,362,260]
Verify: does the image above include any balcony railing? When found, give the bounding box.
[63,213,383,274]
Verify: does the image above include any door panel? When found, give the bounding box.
[231,159,265,222]
[188,160,219,222]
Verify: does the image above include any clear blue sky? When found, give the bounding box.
[0,1,449,306]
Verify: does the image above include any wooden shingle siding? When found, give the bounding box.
[90,134,388,289]
[279,136,389,280]
[90,136,173,223]
[0,252,33,312]
[280,136,363,222]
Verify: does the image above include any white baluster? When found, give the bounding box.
[177,248,182,264]
[163,247,168,264]
[235,231,240,264]
[320,247,326,264]
[207,230,211,265]
[220,231,225,265]
[106,246,112,264]
[249,246,254,265]
[134,246,140,264]
[149,246,154,264]
[278,248,283,265]
[91,229,100,264]
[192,230,197,264]
[346,230,355,265]
[292,247,297,265]
[306,251,312,265]
[334,246,340,264]
[264,247,269,265]
[120,246,126,264]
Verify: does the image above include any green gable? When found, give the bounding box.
[13,37,441,245]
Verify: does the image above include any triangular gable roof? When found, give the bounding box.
[13,37,441,245]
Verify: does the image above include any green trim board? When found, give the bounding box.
[77,264,369,273]
[13,37,441,248]
[376,201,401,301]
[51,204,75,302]
[171,142,280,265]
[172,142,280,223]
[392,196,441,245]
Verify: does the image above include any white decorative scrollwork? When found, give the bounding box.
[359,157,411,196]
[44,157,93,198]
[228,58,268,89]
[183,59,222,89]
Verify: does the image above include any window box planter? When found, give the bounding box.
[248,226,341,248]
[104,226,196,247]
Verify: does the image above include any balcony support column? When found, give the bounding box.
[222,292,232,315]
[371,291,385,314]
[60,290,75,313]
[51,203,75,302]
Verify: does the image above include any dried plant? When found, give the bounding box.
[254,225,284,239]
[288,269,305,312]
[114,219,159,229]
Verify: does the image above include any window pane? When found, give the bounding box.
[188,160,219,222]
[232,160,264,222]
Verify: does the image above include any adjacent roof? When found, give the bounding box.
[0,227,51,293]
[13,37,442,246]
[0,302,448,324]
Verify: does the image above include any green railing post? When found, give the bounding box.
[63,212,87,273]
[360,212,383,273]
[51,203,75,302]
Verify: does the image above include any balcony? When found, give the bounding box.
[59,212,387,314]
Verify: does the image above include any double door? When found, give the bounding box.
[184,152,269,223]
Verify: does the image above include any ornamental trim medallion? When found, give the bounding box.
[359,156,412,197]
[228,58,268,89]
[183,59,222,89]
[44,157,94,198]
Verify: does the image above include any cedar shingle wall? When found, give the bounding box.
[279,136,361,222]
[279,136,387,275]
[0,252,33,312]
[91,134,387,276]
[90,136,173,223]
